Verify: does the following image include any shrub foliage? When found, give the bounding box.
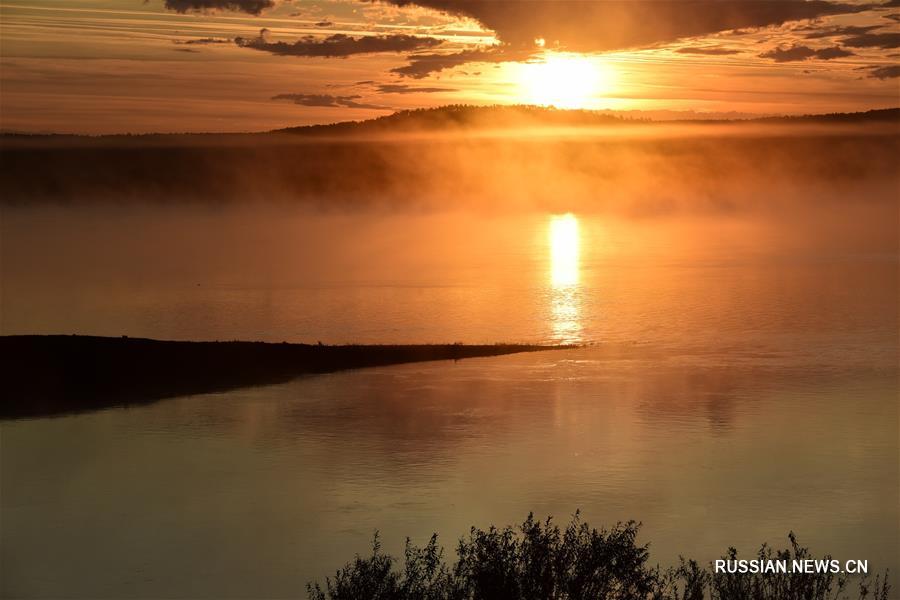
[308,513,890,600]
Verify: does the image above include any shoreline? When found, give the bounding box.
[0,335,569,420]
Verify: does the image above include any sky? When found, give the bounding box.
[0,0,898,133]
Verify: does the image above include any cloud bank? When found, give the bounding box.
[377,0,867,51]
[164,0,274,14]
[236,31,443,57]
[760,45,854,62]
[803,25,882,39]
[841,32,900,48]
[271,93,390,109]
[675,46,742,56]
[375,83,453,93]
[392,46,534,78]
[868,64,900,78]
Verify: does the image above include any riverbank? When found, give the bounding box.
[0,335,565,419]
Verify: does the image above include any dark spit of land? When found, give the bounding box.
[0,335,566,420]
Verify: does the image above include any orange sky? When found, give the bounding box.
[1,0,898,133]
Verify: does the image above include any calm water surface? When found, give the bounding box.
[1,205,897,598]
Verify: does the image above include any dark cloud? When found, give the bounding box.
[236,31,442,57]
[174,37,231,45]
[315,20,335,28]
[868,64,900,78]
[271,93,390,109]
[760,44,854,62]
[760,45,818,62]
[815,46,856,59]
[885,13,900,22]
[841,32,900,48]
[376,83,453,93]
[391,46,535,78]
[376,1,867,52]
[675,46,741,56]
[164,0,273,14]
[803,25,881,39]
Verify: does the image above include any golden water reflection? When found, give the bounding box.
[548,214,583,344]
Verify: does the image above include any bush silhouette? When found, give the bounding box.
[307,513,890,600]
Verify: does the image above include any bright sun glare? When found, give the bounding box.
[550,213,580,287]
[518,55,611,109]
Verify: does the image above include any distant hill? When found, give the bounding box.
[2,105,897,141]
[274,104,630,136]
[273,104,900,136]
[753,108,900,124]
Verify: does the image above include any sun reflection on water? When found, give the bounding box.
[548,214,583,344]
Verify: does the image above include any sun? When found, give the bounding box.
[516,54,611,109]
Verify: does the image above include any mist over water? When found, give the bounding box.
[1,122,897,597]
